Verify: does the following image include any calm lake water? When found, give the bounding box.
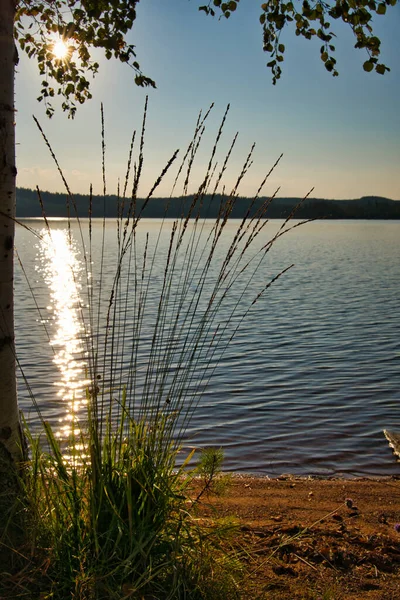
[15,218,400,477]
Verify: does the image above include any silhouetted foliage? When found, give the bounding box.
[15,1,397,119]
[16,188,400,219]
[199,0,397,83]
[15,0,154,118]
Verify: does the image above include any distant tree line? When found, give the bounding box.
[16,187,400,220]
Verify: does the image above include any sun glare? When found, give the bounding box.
[52,38,69,60]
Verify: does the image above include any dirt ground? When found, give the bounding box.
[193,475,400,600]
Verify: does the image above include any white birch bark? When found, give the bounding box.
[0,0,21,469]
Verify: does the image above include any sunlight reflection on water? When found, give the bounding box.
[37,228,90,440]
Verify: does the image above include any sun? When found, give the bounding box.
[52,38,69,61]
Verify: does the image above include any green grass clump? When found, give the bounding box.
[1,100,308,598]
[10,418,238,599]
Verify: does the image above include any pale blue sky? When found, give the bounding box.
[15,0,400,199]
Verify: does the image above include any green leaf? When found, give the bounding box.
[278,43,285,53]
[375,63,387,74]
[65,83,75,95]
[325,60,334,72]
[369,36,381,49]
[377,3,386,14]
[363,60,374,72]
[321,52,328,62]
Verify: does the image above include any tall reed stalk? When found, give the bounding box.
[2,100,311,599]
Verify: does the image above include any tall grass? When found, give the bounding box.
[2,100,310,599]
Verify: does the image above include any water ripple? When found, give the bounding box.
[15,219,400,477]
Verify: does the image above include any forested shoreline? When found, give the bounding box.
[16,187,400,219]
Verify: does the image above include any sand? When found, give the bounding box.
[193,474,400,599]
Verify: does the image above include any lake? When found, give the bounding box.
[15,218,400,477]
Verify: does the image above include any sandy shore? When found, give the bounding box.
[193,474,400,599]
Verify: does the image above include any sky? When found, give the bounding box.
[15,0,400,200]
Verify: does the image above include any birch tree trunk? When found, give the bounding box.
[0,0,21,481]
